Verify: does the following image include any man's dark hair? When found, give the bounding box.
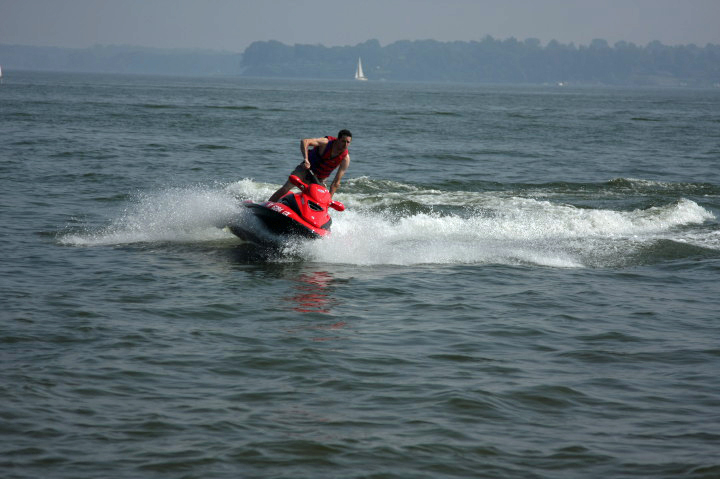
[338,129,352,139]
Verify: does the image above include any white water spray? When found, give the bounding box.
[59,179,716,267]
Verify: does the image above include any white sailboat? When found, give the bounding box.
[0,65,3,83]
[354,57,368,81]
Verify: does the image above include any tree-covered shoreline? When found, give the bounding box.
[2,37,719,86]
[242,37,720,86]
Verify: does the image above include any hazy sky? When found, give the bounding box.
[1,0,719,51]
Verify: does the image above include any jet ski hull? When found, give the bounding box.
[227,173,344,246]
[244,201,328,239]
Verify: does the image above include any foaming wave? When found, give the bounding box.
[300,195,716,267]
[58,181,270,246]
[58,177,717,267]
[607,177,720,195]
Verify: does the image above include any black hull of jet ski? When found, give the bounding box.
[246,203,326,239]
[227,172,344,246]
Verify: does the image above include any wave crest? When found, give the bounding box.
[58,178,718,267]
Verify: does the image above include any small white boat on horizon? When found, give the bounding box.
[354,57,368,81]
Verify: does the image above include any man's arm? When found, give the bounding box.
[300,137,329,169]
[329,155,350,197]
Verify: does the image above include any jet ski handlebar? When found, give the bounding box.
[288,174,345,212]
[289,174,308,190]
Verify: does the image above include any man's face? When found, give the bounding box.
[337,135,352,149]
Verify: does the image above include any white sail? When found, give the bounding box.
[354,57,368,81]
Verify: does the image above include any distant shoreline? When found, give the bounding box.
[2,38,719,87]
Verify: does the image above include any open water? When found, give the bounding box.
[2,71,720,478]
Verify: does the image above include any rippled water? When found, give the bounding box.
[2,72,720,478]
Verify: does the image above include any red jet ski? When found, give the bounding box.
[229,171,345,245]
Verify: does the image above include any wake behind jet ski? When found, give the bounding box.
[228,170,345,245]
